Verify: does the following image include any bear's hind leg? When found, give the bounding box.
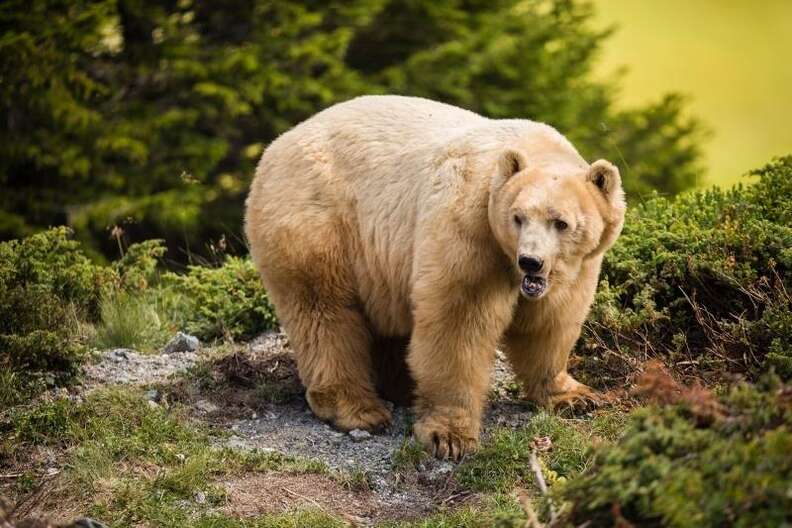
[276,291,392,432]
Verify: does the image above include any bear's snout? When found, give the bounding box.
[518,255,544,273]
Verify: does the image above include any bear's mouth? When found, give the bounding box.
[521,275,547,298]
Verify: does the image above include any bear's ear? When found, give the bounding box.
[586,160,626,256]
[493,149,527,190]
[587,159,624,207]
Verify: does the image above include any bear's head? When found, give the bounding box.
[488,150,626,300]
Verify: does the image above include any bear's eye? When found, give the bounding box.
[554,219,569,231]
[513,215,522,227]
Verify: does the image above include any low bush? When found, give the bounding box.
[0,228,165,403]
[0,228,111,389]
[164,257,277,341]
[578,156,792,386]
[557,375,792,527]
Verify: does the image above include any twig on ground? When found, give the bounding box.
[280,486,354,525]
[529,451,548,495]
[528,449,558,526]
[280,486,324,511]
[516,488,543,528]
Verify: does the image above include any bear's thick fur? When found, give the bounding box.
[245,95,625,459]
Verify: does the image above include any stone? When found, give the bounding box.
[194,491,206,504]
[106,348,132,362]
[164,332,200,354]
[195,399,219,413]
[349,429,371,442]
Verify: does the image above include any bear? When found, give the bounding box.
[244,95,626,460]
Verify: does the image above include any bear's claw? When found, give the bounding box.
[550,383,607,415]
[414,416,478,461]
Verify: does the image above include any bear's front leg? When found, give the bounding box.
[407,277,514,460]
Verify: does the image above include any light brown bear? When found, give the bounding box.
[245,95,625,460]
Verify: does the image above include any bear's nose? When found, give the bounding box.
[518,255,544,274]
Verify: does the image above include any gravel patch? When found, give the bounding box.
[82,347,199,387]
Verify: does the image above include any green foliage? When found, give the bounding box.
[0,227,109,378]
[1,0,703,259]
[165,257,277,340]
[558,377,792,527]
[0,227,166,402]
[112,238,167,290]
[579,156,792,385]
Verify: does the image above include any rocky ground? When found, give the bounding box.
[72,331,538,523]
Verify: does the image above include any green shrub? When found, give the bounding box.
[558,377,792,527]
[0,227,165,402]
[0,228,111,377]
[578,156,792,385]
[164,257,277,340]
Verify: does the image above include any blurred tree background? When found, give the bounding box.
[0,0,704,263]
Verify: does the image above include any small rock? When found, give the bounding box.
[145,389,160,402]
[349,429,371,442]
[194,490,206,504]
[106,348,131,362]
[435,461,454,475]
[419,461,454,485]
[195,399,219,413]
[72,518,108,528]
[225,435,247,449]
[164,332,200,354]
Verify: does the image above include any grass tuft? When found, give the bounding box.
[391,437,429,471]
[91,290,172,352]
[457,412,592,493]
